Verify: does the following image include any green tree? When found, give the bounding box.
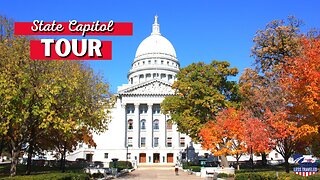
[161,60,239,166]
[251,16,302,73]
[0,16,112,176]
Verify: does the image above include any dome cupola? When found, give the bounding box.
[128,16,180,85]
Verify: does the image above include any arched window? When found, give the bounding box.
[146,73,151,81]
[153,119,159,130]
[140,119,146,130]
[128,119,133,130]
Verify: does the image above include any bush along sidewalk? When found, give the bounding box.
[0,172,90,180]
[235,171,320,180]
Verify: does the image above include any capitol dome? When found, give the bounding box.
[135,33,176,58]
[128,16,180,85]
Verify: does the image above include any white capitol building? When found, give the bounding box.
[66,16,284,167]
[66,16,207,166]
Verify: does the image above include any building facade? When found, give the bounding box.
[66,16,207,166]
[65,16,288,167]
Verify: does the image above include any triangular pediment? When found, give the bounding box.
[118,79,174,96]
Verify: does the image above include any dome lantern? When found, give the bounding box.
[151,15,160,35]
[128,16,180,85]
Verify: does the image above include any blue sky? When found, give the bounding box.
[1,0,319,93]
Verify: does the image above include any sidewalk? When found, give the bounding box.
[118,168,203,179]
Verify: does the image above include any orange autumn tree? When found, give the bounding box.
[242,116,271,168]
[281,37,320,155]
[199,108,250,169]
[264,110,298,172]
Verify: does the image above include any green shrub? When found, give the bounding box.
[90,172,104,179]
[1,172,89,180]
[234,171,317,180]
[116,161,133,170]
[217,173,234,178]
[306,174,320,180]
[189,166,201,172]
[182,162,190,169]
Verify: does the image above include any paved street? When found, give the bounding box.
[118,168,203,180]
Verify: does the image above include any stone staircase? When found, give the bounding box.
[137,163,175,170]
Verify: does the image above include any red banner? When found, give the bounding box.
[15,21,133,36]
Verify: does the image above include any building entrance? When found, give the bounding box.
[86,154,93,162]
[153,153,160,163]
[167,153,173,163]
[139,153,146,163]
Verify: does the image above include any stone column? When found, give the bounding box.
[160,114,166,148]
[133,103,140,148]
[173,124,180,148]
[147,103,153,148]
[121,103,127,148]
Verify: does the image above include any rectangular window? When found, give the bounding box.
[127,137,133,147]
[104,153,108,159]
[141,137,146,147]
[166,121,172,131]
[154,137,159,147]
[180,137,185,147]
[182,153,186,160]
[167,137,172,147]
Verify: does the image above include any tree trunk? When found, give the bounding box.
[60,143,67,172]
[0,136,4,157]
[220,155,229,167]
[26,141,34,175]
[261,152,267,166]
[236,158,240,170]
[60,150,64,171]
[249,147,254,169]
[284,156,290,173]
[10,146,19,177]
